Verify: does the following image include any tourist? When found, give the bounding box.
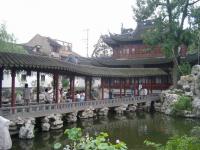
[60,88,63,102]
[109,90,112,99]
[138,83,142,95]
[80,91,85,102]
[44,88,52,104]
[76,91,81,102]
[23,83,31,105]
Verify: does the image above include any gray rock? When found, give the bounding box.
[47,114,63,130]
[65,112,78,123]
[191,65,200,76]
[160,92,180,115]
[114,104,128,114]
[126,105,137,112]
[79,107,95,119]
[41,123,50,131]
[19,118,35,139]
[192,97,200,117]
[98,107,109,116]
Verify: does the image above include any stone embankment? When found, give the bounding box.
[157,65,200,118]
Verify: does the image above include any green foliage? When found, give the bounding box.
[144,135,200,150]
[190,126,200,138]
[64,127,82,141]
[178,61,192,76]
[62,79,69,88]
[53,143,62,150]
[0,23,27,54]
[172,96,192,116]
[133,0,200,85]
[55,127,128,150]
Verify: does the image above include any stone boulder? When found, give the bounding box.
[114,104,128,115]
[41,117,50,131]
[126,105,137,112]
[0,116,12,150]
[19,118,35,139]
[191,65,200,76]
[42,123,50,131]
[160,91,180,115]
[79,107,95,119]
[65,112,78,123]
[192,97,200,118]
[98,107,109,116]
[48,114,63,130]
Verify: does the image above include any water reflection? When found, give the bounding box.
[12,113,200,150]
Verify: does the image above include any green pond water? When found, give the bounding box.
[12,112,200,150]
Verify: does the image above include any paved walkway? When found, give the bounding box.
[0,94,160,120]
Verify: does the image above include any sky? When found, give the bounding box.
[0,0,137,57]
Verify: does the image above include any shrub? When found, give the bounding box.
[54,127,128,150]
[144,135,200,150]
[190,126,200,138]
[172,95,192,115]
[178,61,191,76]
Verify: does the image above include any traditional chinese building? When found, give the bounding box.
[84,20,198,92]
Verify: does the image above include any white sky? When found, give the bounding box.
[0,0,137,57]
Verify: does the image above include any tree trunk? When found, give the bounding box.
[172,47,180,88]
[172,60,178,88]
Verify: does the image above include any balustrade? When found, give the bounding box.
[0,94,160,119]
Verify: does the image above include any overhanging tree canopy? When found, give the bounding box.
[133,0,200,87]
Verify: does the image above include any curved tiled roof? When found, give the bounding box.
[0,52,167,77]
[102,20,154,46]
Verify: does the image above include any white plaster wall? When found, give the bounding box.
[2,71,53,88]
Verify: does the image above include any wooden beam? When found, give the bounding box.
[11,69,16,107]
[37,71,40,103]
[0,68,3,108]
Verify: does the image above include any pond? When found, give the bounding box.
[12,112,200,150]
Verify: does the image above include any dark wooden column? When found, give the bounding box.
[85,77,88,101]
[85,77,89,101]
[0,68,3,108]
[11,69,16,107]
[108,78,111,99]
[150,76,153,94]
[53,75,56,101]
[130,77,133,96]
[89,77,92,100]
[37,71,40,103]
[134,78,136,96]
[120,78,122,98]
[70,76,75,101]
[101,78,104,100]
[54,73,59,103]
[124,79,126,96]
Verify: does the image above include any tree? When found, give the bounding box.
[0,23,27,54]
[133,0,200,87]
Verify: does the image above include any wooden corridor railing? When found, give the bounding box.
[0,94,160,120]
